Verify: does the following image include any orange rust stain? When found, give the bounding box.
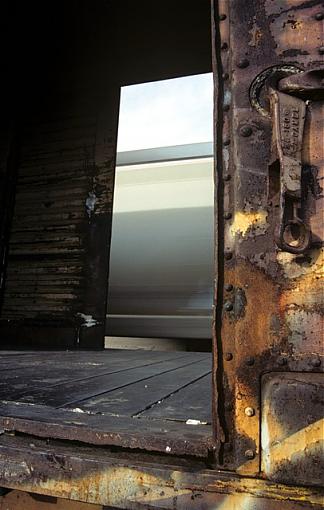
[223,261,282,357]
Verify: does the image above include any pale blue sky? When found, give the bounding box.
[117,73,213,152]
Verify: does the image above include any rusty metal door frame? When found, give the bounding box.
[211,0,323,484]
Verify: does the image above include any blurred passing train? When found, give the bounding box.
[106,142,214,341]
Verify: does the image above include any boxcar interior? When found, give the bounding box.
[0,1,214,454]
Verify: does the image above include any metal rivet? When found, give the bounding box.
[225,284,233,292]
[219,14,227,21]
[310,357,321,367]
[223,173,231,181]
[240,125,253,137]
[318,46,324,55]
[245,356,255,366]
[237,58,249,69]
[222,73,229,80]
[224,251,233,260]
[224,301,233,311]
[221,42,228,50]
[278,357,287,366]
[244,449,255,460]
[223,137,230,145]
[315,12,324,20]
[224,212,232,220]
[245,407,255,417]
[225,352,233,361]
[223,104,230,112]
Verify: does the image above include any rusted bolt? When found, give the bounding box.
[315,12,324,20]
[245,407,255,417]
[225,283,233,292]
[221,42,228,50]
[223,173,231,181]
[278,357,287,366]
[219,14,227,21]
[223,137,230,145]
[245,356,255,366]
[225,352,233,361]
[224,301,233,311]
[223,104,230,112]
[245,449,255,460]
[318,46,324,55]
[222,73,229,80]
[224,251,233,260]
[224,212,232,220]
[237,58,249,68]
[240,125,253,137]
[310,357,321,367]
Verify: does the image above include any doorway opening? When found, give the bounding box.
[106,73,214,353]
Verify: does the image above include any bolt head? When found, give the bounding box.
[219,14,227,21]
[237,58,249,69]
[225,352,233,361]
[224,212,232,220]
[225,284,233,292]
[221,42,228,50]
[240,125,253,137]
[223,173,231,181]
[315,12,324,20]
[245,449,255,460]
[245,407,255,417]
[311,357,321,368]
[278,357,287,366]
[224,301,233,312]
[245,356,255,366]
[223,104,230,112]
[224,251,233,260]
[223,137,230,145]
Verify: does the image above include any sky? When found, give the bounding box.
[117,72,213,152]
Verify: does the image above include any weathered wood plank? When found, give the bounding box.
[141,373,212,423]
[12,355,206,407]
[0,401,212,457]
[77,358,211,418]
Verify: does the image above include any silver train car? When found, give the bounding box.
[106,142,214,340]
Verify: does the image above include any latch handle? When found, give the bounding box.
[270,87,311,254]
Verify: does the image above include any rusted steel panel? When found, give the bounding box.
[261,372,323,486]
[0,435,322,509]
[212,0,324,483]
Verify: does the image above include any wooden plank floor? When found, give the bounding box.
[0,350,213,457]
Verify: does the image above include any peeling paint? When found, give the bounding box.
[248,16,262,47]
[230,211,268,237]
[77,313,98,328]
[85,191,97,217]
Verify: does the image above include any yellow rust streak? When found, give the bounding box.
[263,418,324,475]
[230,211,268,237]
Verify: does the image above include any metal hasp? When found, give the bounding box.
[269,68,324,254]
[270,77,308,253]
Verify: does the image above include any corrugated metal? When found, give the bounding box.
[1,110,98,322]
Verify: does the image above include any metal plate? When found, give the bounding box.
[261,372,324,487]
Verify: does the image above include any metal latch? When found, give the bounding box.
[269,68,324,254]
[269,82,309,253]
[250,66,323,254]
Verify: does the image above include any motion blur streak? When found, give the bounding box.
[106,147,214,340]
